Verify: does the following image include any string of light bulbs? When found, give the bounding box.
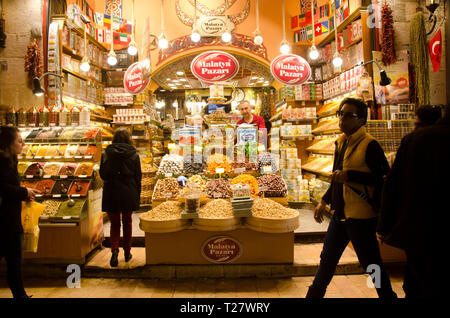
[191,0,201,42]
[308,0,319,60]
[253,0,263,45]
[107,6,117,65]
[332,2,343,67]
[159,0,169,49]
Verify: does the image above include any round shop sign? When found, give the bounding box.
[123,62,151,95]
[270,54,311,86]
[201,236,242,264]
[190,51,239,83]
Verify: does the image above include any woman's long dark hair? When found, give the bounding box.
[0,126,19,167]
[112,128,133,145]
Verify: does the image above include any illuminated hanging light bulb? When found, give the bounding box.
[159,0,168,49]
[280,40,290,54]
[107,50,117,66]
[253,0,263,45]
[221,31,232,43]
[280,0,290,54]
[309,45,319,60]
[80,56,90,72]
[128,0,137,56]
[309,0,319,61]
[191,0,201,43]
[128,39,138,56]
[332,52,343,67]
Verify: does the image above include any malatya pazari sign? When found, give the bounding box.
[190,51,239,82]
[270,54,311,86]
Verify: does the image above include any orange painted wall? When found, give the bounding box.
[92,0,307,70]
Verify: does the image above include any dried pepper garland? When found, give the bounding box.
[381,2,396,65]
[24,39,42,88]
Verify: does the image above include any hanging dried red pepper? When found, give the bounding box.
[381,1,396,66]
[24,39,42,88]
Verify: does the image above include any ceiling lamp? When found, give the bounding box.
[253,0,263,45]
[107,7,116,65]
[221,31,232,43]
[332,2,342,68]
[107,50,117,66]
[159,0,169,49]
[191,0,201,43]
[128,0,138,56]
[308,0,319,61]
[280,0,290,54]
[176,71,184,76]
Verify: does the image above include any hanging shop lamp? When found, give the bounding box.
[191,0,201,43]
[128,0,138,56]
[107,7,117,65]
[280,0,290,54]
[253,0,263,45]
[79,14,91,72]
[332,2,342,67]
[308,0,319,60]
[221,3,232,43]
[159,0,169,49]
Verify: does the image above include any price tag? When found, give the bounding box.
[60,175,68,179]
[74,156,82,159]
[78,175,87,178]
[71,194,80,198]
[165,173,173,178]
[18,155,23,159]
[234,167,245,174]
[26,175,34,179]
[45,156,52,159]
[54,156,62,159]
[168,143,176,150]
[62,216,71,220]
[52,194,61,198]
[43,175,51,179]
[35,156,43,159]
[40,215,49,220]
[164,193,172,199]
[387,120,392,129]
[84,156,92,159]
[65,156,73,159]
[262,166,272,174]
[215,168,225,174]
[35,194,42,198]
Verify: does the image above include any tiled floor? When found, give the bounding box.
[0,273,406,298]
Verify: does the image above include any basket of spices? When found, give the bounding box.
[59,163,78,176]
[35,179,56,197]
[51,180,73,196]
[68,180,91,197]
[74,162,94,177]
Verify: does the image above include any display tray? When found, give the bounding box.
[245,215,300,233]
[192,217,241,232]
[139,217,191,233]
[40,198,88,222]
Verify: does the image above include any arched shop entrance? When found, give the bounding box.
[148,34,276,120]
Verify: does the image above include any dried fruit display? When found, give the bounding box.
[206,154,232,174]
[251,198,299,219]
[35,179,56,196]
[24,39,42,89]
[68,181,90,196]
[43,162,63,176]
[51,180,73,195]
[206,178,231,199]
[199,199,234,219]
[257,152,278,173]
[74,162,94,176]
[59,163,78,176]
[141,201,183,220]
[157,154,184,176]
[41,200,61,217]
[257,175,287,197]
[152,177,181,200]
[231,174,259,197]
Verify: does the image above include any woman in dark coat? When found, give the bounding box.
[100,128,141,267]
[0,126,39,298]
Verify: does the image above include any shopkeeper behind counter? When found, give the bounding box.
[236,100,266,130]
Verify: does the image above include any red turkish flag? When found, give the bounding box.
[428,29,442,72]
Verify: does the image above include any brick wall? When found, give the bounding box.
[0,0,44,110]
